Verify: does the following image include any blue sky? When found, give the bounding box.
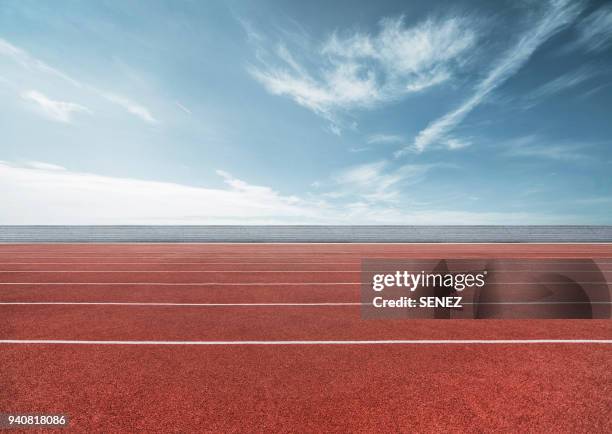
[1,0,611,224]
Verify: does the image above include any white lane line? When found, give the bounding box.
[0,261,361,271]
[0,302,361,306]
[0,262,361,265]
[4,258,608,261]
[1,302,611,307]
[0,282,357,286]
[0,282,609,285]
[0,270,359,273]
[2,258,612,261]
[1,270,611,273]
[465,301,612,304]
[0,339,610,345]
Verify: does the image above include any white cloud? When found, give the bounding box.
[1,38,158,125]
[331,160,438,203]
[0,161,582,224]
[102,93,157,124]
[249,15,476,119]
[327,124,342,136]
[0,162,317,224]
[215,169,301,204]
[21,90,91,123]
[24,161,66,171]
[322,16,474,77]
[522,66,599,107]
[175,101,192,115]
[444,137,471,150]
[366,134,403,144]
[0,38,82,87]
[405,0,583,154]
[503,135,593,161]
[573,4,612,52]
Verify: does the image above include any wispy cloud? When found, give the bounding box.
[175,101,192,115]
[21,90,91,123]
[249,15,476,121]
[0,38,82,87]
[0,162,315,224]
[502,135,593,161]
[24,161,66,171]
[404,0,583,154]
[215,169,301,204]
[327,124,342,136]
[573,4,612,53]
[0,161,583,224]
[366,134,404,144]
[102,93,157,124]
[331,160,439,203]
[444,137,471,150]
[522,66,599,107]
[1,38,158,125]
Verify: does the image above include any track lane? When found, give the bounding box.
[1,243,611,433]
[2,305,611,341]
[0,263,364,271]
[0,284,360,303]
[1,345,610,433]
[2,243,612,260]
[0,271,363,284]
[2,284,611,304]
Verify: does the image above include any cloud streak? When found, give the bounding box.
[0,161,571,224]
[102,93,157,124]
[0,162,313,224]
[331,160,441,203]
[1,37,158,125]
[366,134,404,144]
[249,15,476,121]
[522,66,598,107]
[404,0,583,154]
[502,135,594,161]
[24,161,66,171]
[573,4,612,53]
[21,90,91,123]
[0,38,82,87]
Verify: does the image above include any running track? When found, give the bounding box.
[1,244,611,432]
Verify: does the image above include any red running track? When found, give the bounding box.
[1,243,611,433]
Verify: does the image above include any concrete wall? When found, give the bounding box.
[1,225,611,243]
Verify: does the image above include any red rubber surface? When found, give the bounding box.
[1,243,611,433]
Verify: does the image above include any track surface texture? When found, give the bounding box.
[1,243,611,433]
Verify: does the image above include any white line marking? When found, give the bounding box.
[0,302,361,306]
[0,241,601,245]
[0,302,610,307]
[1,257,612,263]
[0,339,610,345]
[0,261,349,264]
[2,259,612,262]
[1,258,610,264]
[0,262,360,265]
[0,282,356,286]
[1,270,610,273]
[465,301,612,305]
[0,270,359,273]
[0,282,608,285]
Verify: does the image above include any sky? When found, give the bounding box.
[1,0,611,224]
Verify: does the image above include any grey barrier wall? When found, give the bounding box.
[0,226,611,243]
